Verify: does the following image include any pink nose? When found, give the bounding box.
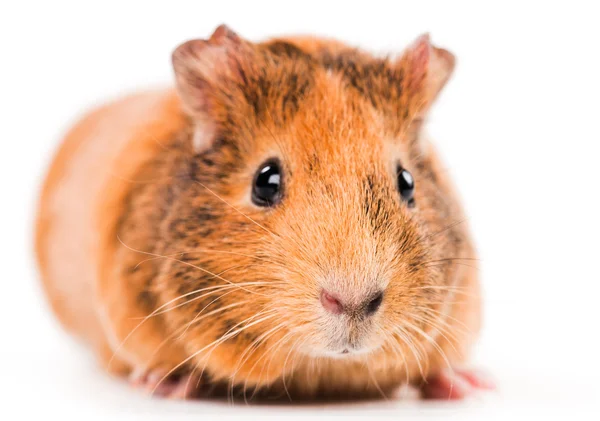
[320,289,385,316]
[320,290,343,314]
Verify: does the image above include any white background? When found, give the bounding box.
[1,1,599,419]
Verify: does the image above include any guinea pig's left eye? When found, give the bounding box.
[252,159,282,207]
[397,166,415,207]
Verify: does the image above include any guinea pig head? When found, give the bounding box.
[162,25,463,385]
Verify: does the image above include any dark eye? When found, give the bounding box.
[397,166,415,207]
[252,160,282,207]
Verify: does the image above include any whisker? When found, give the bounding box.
[229,322,286,396]
[193,181,278,239]
[133,248,281,270]
[402,321,454,378]
[423,261,479,270]
[144,300,251,371]
[177,288,247,339]
[420,312,466,344]
[366,361,388,400]
[410,285,470,291]
[192,180,313,263]
[392,326,427,380]
[237,323,288,403]
[417,306,475,336]
[107,281,253,369]
[249,328,298,400]
[424,218,468,241]
[117,237,265,296]
[280,335,309,402]
[128,280,278,323]
[381,328,410,385]
[421,257,480,264]
[409,285,478,299]
[152,310,278,396]
[408,312,461,356]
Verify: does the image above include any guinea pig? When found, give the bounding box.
[35,24,493,401]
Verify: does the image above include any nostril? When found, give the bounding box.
[320,290,343,315]
[365,291,384,316]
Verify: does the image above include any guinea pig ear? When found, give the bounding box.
[397,33,455,118]
[172,24,251,152]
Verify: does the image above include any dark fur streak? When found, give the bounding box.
[137,290,156,308]
[364,175,386,232]
[265,41,312,60]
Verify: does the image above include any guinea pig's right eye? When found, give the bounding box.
[252,160,282,207]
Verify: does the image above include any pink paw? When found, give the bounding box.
[129,368,201,399]
[421,367,496,400]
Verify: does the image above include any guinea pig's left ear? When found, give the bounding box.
[397,34,455,117]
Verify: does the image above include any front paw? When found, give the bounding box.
[420,367,496,400]
[129,367,203,399]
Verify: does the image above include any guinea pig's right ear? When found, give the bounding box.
[172,25,251,152]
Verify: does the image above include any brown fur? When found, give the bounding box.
[35,25,480,400]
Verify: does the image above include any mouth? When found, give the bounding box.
[302,317,383,359]
[316,345,374,359]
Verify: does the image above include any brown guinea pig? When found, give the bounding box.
[35,24,492,401]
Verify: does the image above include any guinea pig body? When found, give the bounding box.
[35,26,487,400]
